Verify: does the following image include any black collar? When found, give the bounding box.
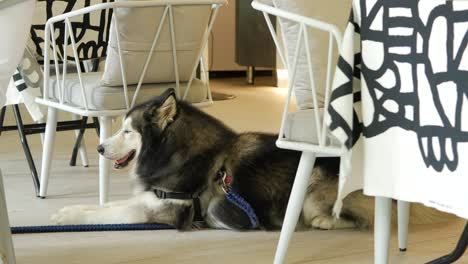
[152,188,204,222]
[153,189,199,200]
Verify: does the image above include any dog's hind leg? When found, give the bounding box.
[303,195,357,230]
[205,196,253,230]
[302,168,360,230]
[310,215,357,230]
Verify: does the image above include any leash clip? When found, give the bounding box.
[221,171,231,194]
[218,170,259,229]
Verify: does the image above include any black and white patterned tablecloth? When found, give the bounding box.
[327,0,468,219]
[6,0,112,120]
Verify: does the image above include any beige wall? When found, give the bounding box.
[209,0,244,71]
[209,0,353,73]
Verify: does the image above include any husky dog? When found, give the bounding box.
[52,89,449,230]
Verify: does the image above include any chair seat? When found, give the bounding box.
[47,72,207,110]
[283,109,341,146]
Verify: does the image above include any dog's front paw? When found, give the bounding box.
[51,205,92,225]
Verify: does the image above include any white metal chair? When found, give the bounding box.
[37,0,225,204]
[252,1,410,263]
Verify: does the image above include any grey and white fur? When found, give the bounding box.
[52,89,453,230]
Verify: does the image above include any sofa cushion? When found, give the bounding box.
[272,0,351,110]
[48,72,207,110]
[283,109,340,146]
[100,2,212,86]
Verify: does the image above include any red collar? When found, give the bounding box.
[218,170,233,193]
[223,173,233,186]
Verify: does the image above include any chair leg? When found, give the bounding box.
[70,114,89,167]
[273,151,316,264]
[99,116,112,205]
[12,105,40,196]
[39,107,58,198]
[93,117,100,136]
[0,106,6,136]
[375,197,392,264]
[398,200,410,251]
[37,118,45,145]
[0,171,16,264]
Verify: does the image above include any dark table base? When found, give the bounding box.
[426,222,467,264]
[0,105,99,197]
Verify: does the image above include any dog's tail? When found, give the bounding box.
[340,192,457,227]
[404,203,456,225]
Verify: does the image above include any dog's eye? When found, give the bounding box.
[123,130,131,134]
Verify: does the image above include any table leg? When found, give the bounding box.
[398,201,410,251]
[0,107,6,136]
[375,197,392,264]
[11,105,40,196]
[0,170,16,264]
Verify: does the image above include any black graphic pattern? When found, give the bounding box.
[30,0,114,61]
[328,0,468,172]
[328,9,363,149]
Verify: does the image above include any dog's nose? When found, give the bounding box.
[97,145,105,154]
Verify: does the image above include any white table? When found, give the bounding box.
[327,0,468,263]
[0,170,15,264]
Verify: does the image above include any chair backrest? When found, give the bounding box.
[252,0,343,154]
[101,4,211,87]
[42,0,225,113]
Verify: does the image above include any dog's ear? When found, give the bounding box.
[146,88,177,129]
[158,89,177,128]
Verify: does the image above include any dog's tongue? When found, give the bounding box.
[115,154,130,165]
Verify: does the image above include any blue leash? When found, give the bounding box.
[10,196,258,233]
[221,171,259,229]
[225,190,259,229]
[11,223,174,234]
[11,172,259,233]
[10,198,258,233]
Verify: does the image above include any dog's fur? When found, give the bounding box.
[52,89,452,230]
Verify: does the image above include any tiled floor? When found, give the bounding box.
[0,77,466,263]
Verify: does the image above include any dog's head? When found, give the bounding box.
[97,88,178,170]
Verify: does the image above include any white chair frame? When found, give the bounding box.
[252,1,410,264]
[37,0,225,204]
